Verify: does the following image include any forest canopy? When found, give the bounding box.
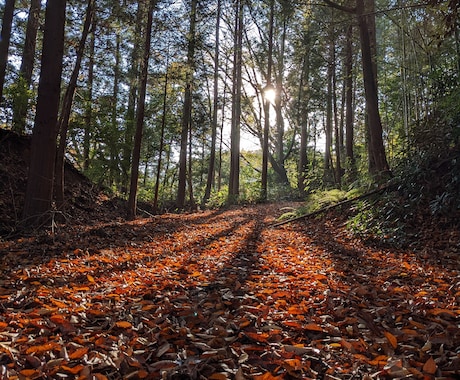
[0,0,459,223]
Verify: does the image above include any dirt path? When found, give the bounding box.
[0,204,459,379]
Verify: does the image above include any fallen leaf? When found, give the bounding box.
[423,356,437,375]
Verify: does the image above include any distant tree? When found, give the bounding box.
[0,0,16,105]
[23,0,67,225]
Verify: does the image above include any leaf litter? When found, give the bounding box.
[0,204,459,379]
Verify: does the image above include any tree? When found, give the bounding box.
[177,0,198,209]
[323,0,390,178]
[202,0,222,206]
[23,0,67,224]
[228,0,244,203]
[127,0,156,220]
[344,20,356,181]
[55,0,95,207]
[261,0,274,201]
[12,0,41,133]
[0,0,16,105]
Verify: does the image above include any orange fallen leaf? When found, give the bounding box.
[61,364,85,375]
[304,323,324,332]
[20,369,40,377]
[384,331,398,349]
[115,320,132,329]
[69,346,89,360]
[423,356,437,375]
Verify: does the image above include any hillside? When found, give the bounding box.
[0,129,128,237]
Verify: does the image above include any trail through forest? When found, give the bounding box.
[0,204,459,379]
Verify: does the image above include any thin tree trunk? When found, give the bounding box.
[55,0,94,207]
[177,0,197,209]
[228,0,243,202]
[122,1,144,194]
[203,0,221,205]
[324,25,334,184]
[127,0,155,220]
[261,0,274,201]
[273,16,290,186]
[12,0,41,133]
[153,54,169,213]
[297,30,311,196]
[23,0,66,225]
[83,12,96,171]
[344,22,355,180]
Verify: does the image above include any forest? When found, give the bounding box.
[0,0,458,220]
[0,0,459,379]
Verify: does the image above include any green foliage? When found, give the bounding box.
[205,186,229,209]
[5,76,33,134]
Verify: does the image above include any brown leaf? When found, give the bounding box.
[384,331,398,349]
[423,356,437,375]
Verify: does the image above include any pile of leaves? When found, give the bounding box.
[0,204,459,379]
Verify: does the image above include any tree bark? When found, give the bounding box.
[356,0,390,176]
[12,0,41,133]
[127,0,155,220]
[0,0,16,105]
[23,0,67,225]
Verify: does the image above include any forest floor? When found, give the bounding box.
[0,203,459,379]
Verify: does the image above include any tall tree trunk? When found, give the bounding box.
[273,16,290,186]
[203,0,221,206]
[261,0,274,201]
[324,26,334,185]
[23,0,66,225]
[127,0,155,220]
[0,0,15,105]
[153,54,169,213]
[297,30,311,196]
[122,1,144,194]
[333,36,342,188]
[55,0,94,208]
[323,0,390,177]
[228,0,243,203]
[12,0,41,133]
[177,0,197,209]
[344,22,356,181]
[83,12,96,172]
[356,0,390,176]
